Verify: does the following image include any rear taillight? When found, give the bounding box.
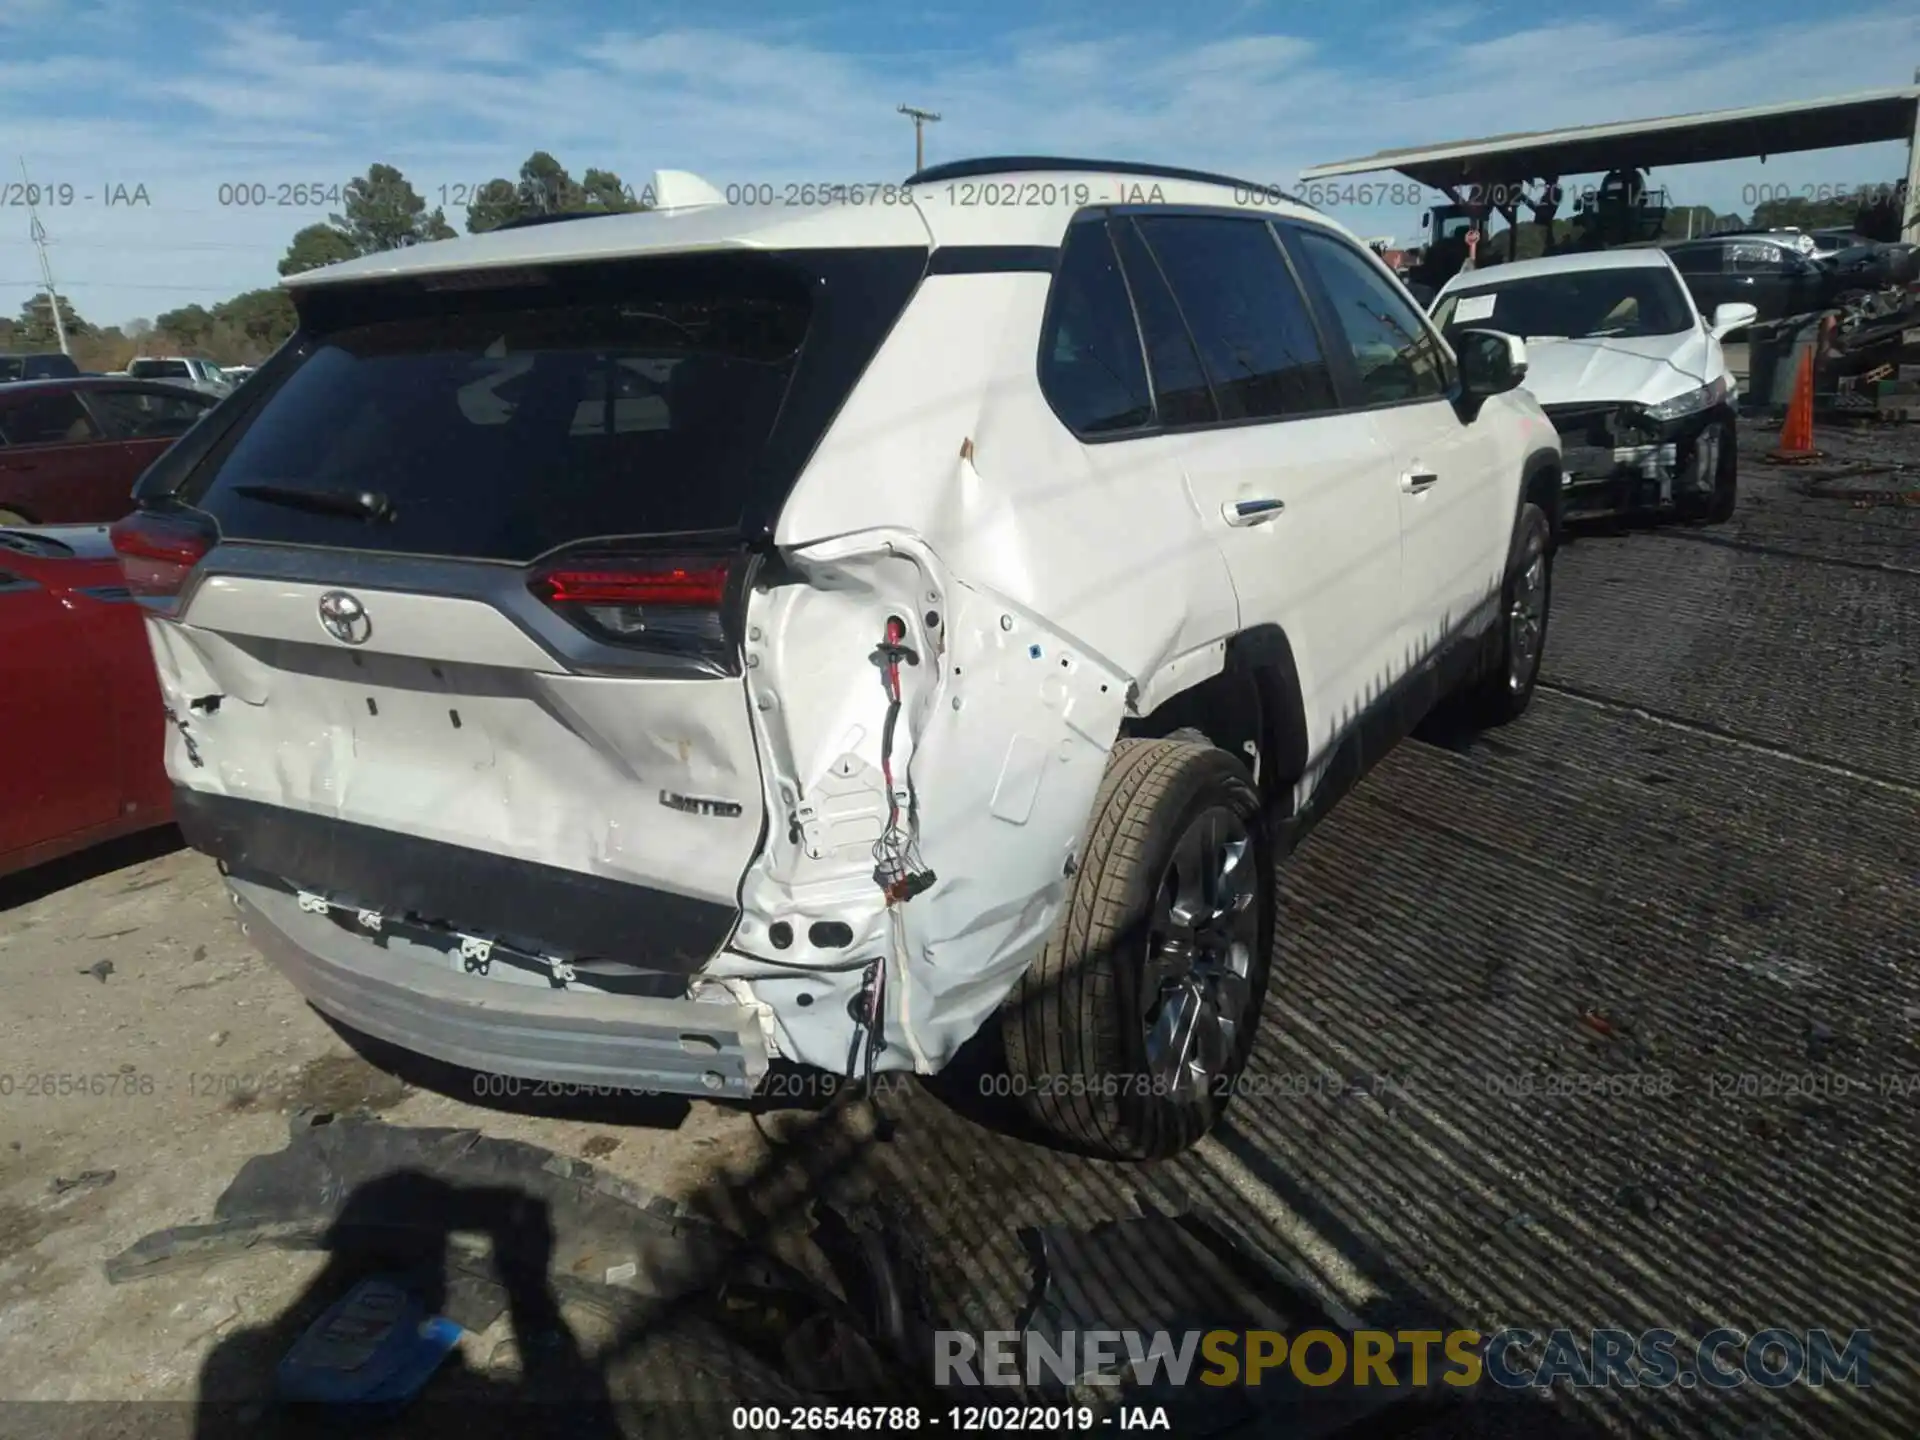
[529,553,738,657]
[109,510,214,614]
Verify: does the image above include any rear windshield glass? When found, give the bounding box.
[1433,266,1693,341]
[177,257,825,561]
[129,360,192,379]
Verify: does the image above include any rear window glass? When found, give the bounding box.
[129,360,192,379]
[179,260,821,561]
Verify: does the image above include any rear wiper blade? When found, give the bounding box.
[232,484,395,522]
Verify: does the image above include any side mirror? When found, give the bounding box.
[1710,302,1758,338]
[1455,328,1528,401]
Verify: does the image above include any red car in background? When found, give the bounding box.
[0,378,219,526]
[0,524,173,877]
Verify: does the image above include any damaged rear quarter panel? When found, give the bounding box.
[723,531,1129,1071]
[728,274,1217,1071]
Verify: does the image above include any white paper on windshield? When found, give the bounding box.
[1452,294,1498,323]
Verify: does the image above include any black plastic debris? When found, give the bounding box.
[49,1169,115,1195]
[1016,1207,1455,1439]
[77,959,113,983]
[1614,1182,1662,1219]
[1804,1019,1850,1064]
[104,1112,737,1300]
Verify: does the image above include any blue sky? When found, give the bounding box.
[1,0,1916,327]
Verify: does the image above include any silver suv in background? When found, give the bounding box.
[126,357,233,398]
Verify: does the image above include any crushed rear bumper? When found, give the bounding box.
[226,874,769,1098]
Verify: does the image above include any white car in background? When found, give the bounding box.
[126,357,233,399]
[1431,249,1753,525]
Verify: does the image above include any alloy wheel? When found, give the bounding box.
[1141,806,1261,1102]
[1507,550,1547,692]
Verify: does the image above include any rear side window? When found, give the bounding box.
[1110,220,1216,427]
[1133,215,1336,420]
[87,387,214,440]
[1038,222,1153,436]
[174,251,926,561]
[1291,227,1449,406]
[1669,245,1722,275]
[0,392,103,446]
[1728,242,1788,274]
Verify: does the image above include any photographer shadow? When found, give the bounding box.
[190,1169,621,1439]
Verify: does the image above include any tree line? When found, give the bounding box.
[0,152,650,371]
[2,166,1904,372]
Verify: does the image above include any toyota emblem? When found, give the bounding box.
[316,590,372,646]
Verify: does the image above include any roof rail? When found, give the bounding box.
[905,156,1315,209]
[489,211,610,232]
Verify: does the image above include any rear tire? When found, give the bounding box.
[1000,739,1273,1160]
[1459,501,1552,728]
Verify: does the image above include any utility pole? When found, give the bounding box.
[18,157,70,356]
[898,105,942,173]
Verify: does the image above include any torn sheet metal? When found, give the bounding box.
[711,527,1129,1076]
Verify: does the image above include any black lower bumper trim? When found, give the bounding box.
[173,787,736,970]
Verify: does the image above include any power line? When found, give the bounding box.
[897,104,942,173]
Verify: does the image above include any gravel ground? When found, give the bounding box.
[0,416,1913,1438]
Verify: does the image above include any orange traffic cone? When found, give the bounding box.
[1771,346,1817,462]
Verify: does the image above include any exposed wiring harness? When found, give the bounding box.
[870,616,936,905]
[844,956,895,1141]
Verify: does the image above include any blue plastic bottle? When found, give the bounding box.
[276,1274,464,1416]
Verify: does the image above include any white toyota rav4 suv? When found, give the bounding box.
[113,160,1561,1159]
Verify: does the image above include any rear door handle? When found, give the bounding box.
[1402,471,1440,494]
[1223,497,1285,526]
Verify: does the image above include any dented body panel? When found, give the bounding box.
[148,586,768,913]
[712,531,1129,1072]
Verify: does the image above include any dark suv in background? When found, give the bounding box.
[1663,235,1833,324]
[1665,232,1916,325]
[0,352,82,384]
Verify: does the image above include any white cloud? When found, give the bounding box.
[1,5,1915,324]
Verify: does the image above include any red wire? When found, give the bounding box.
[880,617,905,834]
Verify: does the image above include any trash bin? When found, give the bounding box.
[1745,325,1788,416]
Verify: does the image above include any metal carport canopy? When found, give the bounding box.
[1298,84,1920,192]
